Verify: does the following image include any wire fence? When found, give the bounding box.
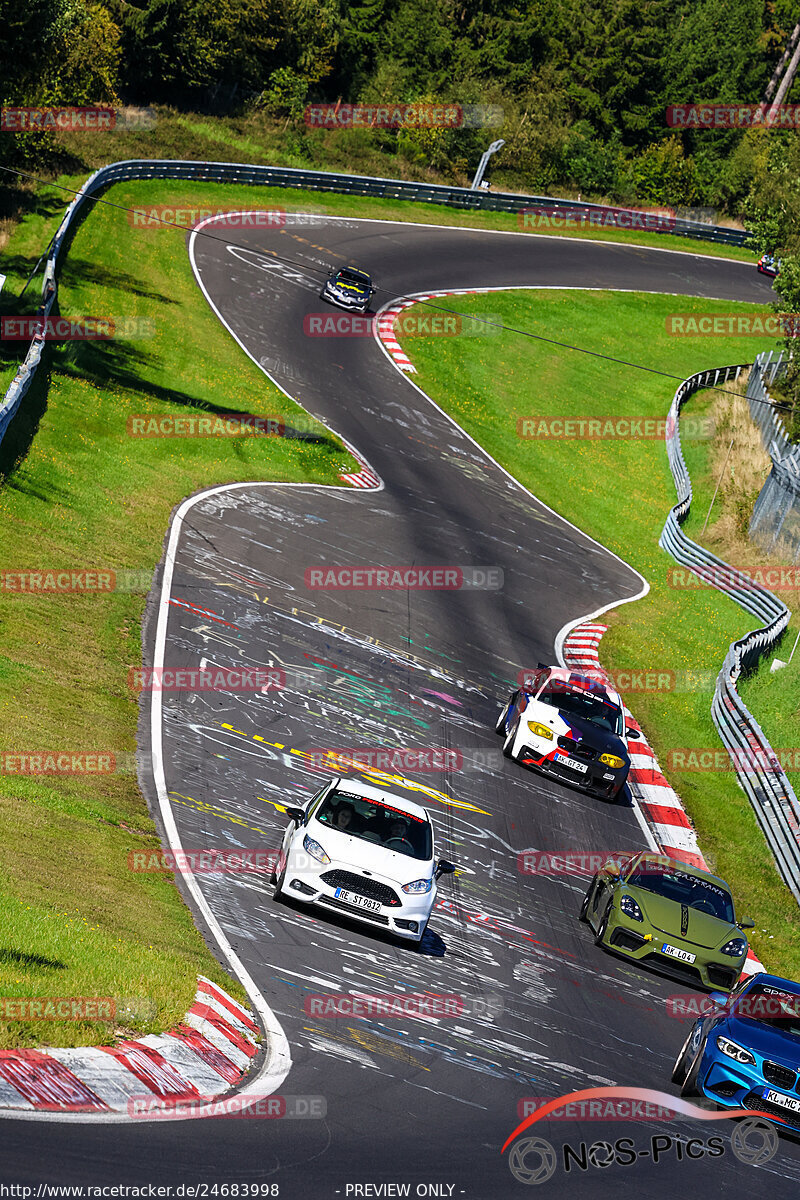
[747,351,800,561]
[660,364,800,904]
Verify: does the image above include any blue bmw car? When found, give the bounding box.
[672,972,800,1128]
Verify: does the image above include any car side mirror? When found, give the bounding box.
[738,917,755,929]
[626,727,638,739]
[707,991,730,1015]
[435,859,457,880]
[284,805,306,824]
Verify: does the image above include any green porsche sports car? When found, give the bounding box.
[580,852,753,992]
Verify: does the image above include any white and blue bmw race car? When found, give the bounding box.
[495,667,635,800]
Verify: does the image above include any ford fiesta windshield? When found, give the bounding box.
[316,790,432,860]
[628,869,734,922]
[538,688,622,733]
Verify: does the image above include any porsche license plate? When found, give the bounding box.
[763,1088,800,1113]
[335,888,381,913]
[554,753,588,774]
[661,943,696,963]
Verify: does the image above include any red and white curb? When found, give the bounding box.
[376,288,492,374]
[0,976,260,1117]
[563,622,765,977]
[337,434,381,489]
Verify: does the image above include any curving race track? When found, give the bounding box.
[2,219,793,1196]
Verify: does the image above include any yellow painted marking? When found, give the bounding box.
[169,794,274,835]
[221,724,247,736]
[258,796,291,814]
[347,1027,431,1070]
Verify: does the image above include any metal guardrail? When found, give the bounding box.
[659,365,800,903]
[0,157,757,449]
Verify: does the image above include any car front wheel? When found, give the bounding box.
[502,720,519,759]
[671,1027,696,1086]
[273,853,287,900]
[594,901,612,946]
[495,701,511,734]
[680,1040,705,1098]
[579,876,597,923]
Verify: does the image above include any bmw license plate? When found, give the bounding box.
[554,753,588,774]
[763,1088,800,1113]
[335,888,381,913]
[661,943,696,963]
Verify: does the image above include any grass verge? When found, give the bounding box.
[397,287,800,976]
[1,116,758,267]
[0,174,356,1049]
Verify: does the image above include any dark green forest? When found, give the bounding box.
[3,0,800,301]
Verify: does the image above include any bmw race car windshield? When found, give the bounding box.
[538,686,623,733]
[316,789,433,860]
[733,984,800,1035]
[627,867,735,922]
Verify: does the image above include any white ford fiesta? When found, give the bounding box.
[273,776,455,942]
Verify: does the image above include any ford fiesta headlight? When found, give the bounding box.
[527,721,554,740]
[716,1035,754,1065]
[600,753,625,768]
[620,895,643,921]
[402,878,433,894]
[720,938,747,958]
[302,834,330,864]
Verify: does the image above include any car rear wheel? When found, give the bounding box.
[579,877,597,923]
[502,720,518,759]
[594,901,612,946]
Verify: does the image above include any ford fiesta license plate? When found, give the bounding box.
[763,1088,800,1112]
[554,753,588,774]
[661,943,696,963]
[335,888,381,913]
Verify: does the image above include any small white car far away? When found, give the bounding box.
[273,777,456,943]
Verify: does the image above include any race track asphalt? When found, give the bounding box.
[3,220,793,1197]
